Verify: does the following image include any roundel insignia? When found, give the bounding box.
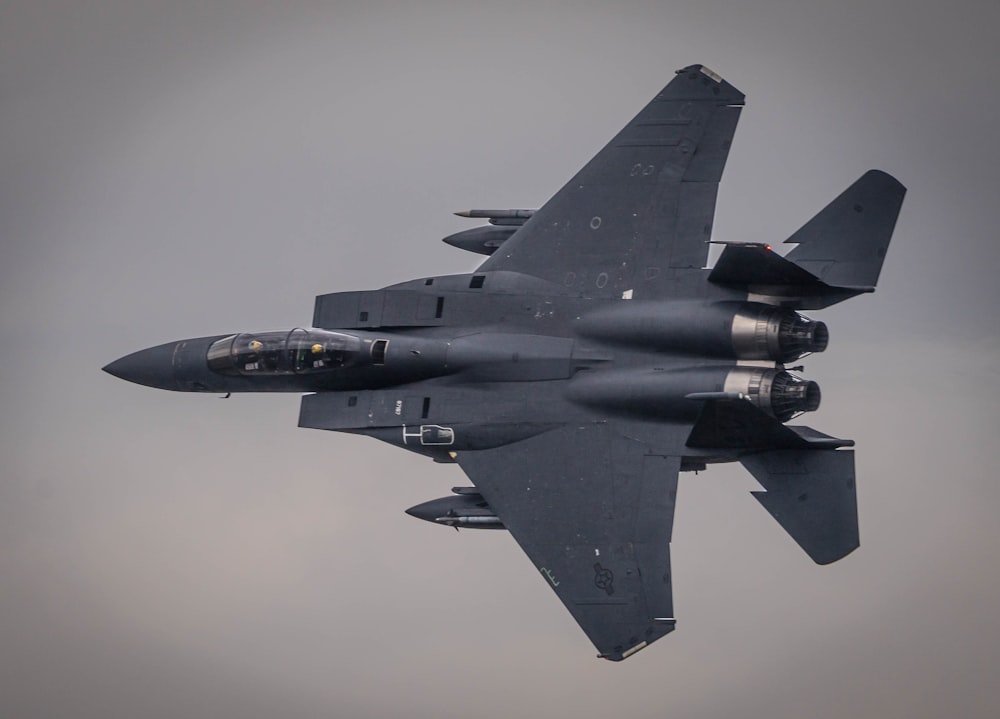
[593,562,615,596]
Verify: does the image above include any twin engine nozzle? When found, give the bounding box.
[723,366,821,421]
[731,305,828,362]
[572,301,826,421]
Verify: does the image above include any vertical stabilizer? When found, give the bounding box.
[783,170,905,289]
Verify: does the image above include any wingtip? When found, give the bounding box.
[672,64,744,103]
[862,168,907,193]
[676,64,723,83]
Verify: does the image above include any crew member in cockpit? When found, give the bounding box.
[243,338,263,371]
[310,342,326,369]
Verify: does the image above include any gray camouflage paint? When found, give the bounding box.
[2,1,998,717]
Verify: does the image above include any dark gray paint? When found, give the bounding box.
[103,65,904,661]
[5,2,1000,716]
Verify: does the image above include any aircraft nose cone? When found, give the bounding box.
[102,342,179,390]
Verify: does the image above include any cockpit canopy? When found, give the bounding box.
[207,329,362,376]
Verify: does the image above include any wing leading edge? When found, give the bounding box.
[454,425,681,661]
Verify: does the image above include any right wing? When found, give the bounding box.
[478,64,744,299]
[454,424,681,661]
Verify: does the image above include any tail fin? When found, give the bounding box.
[783,170,906,289]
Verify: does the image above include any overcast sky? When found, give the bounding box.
[2,1,999,717]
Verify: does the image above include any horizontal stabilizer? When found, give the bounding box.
[709,244,820,286]
[453,209,535,225]
[708,244,868,309]
[783,170,906,288]
[686,398,853,450]
[741,449,859,565]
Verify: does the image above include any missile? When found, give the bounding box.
[453,209,535,222]
[434,515,504,528]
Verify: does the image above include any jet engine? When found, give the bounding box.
[567,366,820,422]
[731,304,829,361]
[576,301,828,363]
[721,367,821,421]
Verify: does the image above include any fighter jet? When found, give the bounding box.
[104,65,905,661]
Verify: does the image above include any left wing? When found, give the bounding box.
[455,425,680,661]
[477,65,744,299]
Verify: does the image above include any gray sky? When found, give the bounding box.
[2,1,999,717]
